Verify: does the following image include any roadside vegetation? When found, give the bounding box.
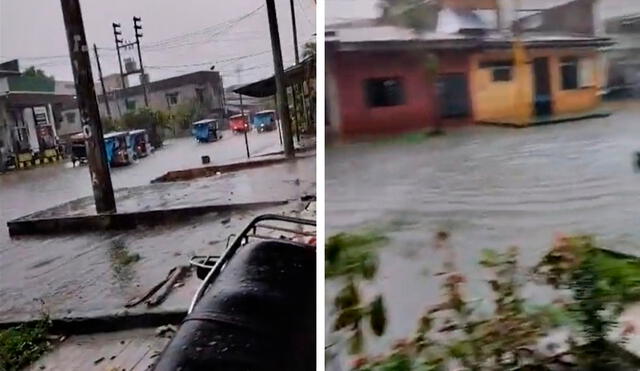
[0,318,51,371]
[327,232,640,370]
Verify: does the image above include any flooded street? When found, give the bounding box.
[0,130,316,323]
[0,130,281,231]
[326,101,640,352]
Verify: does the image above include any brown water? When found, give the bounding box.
[0,131,317,322]
[326,102,640,354]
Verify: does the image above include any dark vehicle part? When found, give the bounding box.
[153,215,316,371]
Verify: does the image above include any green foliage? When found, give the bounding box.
[328,231,389,355]
[0,318,51,371]
[333,233,640,371]
[326,231,388,279]
[22,66,54,82]
[173,100,207,132]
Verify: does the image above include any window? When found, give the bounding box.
[561,57,579,90]
[579,58,596,87]
[125,99,137,111]
[195,88,205,104]
[480,60,513,82]
[492,67,512,82]
[65,111,76,124]
[364,78,405,107]
[166,92,179,106]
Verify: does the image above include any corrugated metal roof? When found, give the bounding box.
[327,25,472,44]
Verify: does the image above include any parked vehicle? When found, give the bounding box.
[69,132,88,167]
[229,114,251,134]
[252,110,278,133]
[128,129,151,159]
[153,214,316,371]
[104,131,132,166]
[191,119,220,143]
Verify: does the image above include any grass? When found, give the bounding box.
[0,319,51,371]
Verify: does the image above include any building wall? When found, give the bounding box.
[544,49,601,115]
[330,51,440,137]
[470,50,534,121]
[100,81,223,120]
[470,48,602,122]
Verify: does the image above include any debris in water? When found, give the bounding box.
[221,218,231,225]
[155,325,177,337]
[94,356,105,365]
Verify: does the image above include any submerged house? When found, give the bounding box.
[326,0,612,137]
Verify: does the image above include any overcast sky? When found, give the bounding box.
[0,0,316,87]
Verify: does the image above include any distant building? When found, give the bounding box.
[0,60,72,168]
[326,0,611,137]
[97,70,225,123]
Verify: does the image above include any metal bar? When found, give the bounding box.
[188,214,315,313]
[258,223,315,236]
[93,44,112,119]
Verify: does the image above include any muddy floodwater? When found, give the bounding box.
[326,101,640,354]
[0,130,316,322]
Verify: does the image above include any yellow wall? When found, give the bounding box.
[470,48,603,123]
[543,50,601,115]
[470,51,533,124]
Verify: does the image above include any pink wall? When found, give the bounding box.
[331,50,470,137]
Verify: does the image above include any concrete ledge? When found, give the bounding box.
[0,310,186,335]
[151,153,314,183]
[7,200,288,237]
[479,110,611,128]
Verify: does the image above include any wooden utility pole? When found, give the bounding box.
[266,0,295,158]
[93,44,112,120]
[61,0,116,213]
[289,0,300,64]
[133,16,149,107]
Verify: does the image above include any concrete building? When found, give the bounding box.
[97,70,225,122]
[0,60,72,168]
[326,0,611,137]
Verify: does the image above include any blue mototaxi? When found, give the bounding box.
[252,110,278,133]
[191,119,220,143]
[103,131,132,166]
[128,129,151,159]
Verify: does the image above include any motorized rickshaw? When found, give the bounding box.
[104,131,132,166]
[191,119,220,143]
[128,129,151,159]
[152,214,316,371]
[69,132,88,167]
[229,114,251,134]
[252,110,278,133]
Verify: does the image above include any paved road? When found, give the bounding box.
[326,101,640,353]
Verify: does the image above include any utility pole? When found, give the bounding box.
[266,0,295,158]
[236,64,250,159]
[61,0,116,214]
[93,44,112,120]
[133,16,149,107]
[239,93,250,159]
[289,0,300,64]
[112,22,127,92]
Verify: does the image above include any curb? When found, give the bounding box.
[7,200,288,236]
[0,310,186,335]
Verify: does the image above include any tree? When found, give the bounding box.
[22,66,55,82]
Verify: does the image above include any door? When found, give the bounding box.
[437,74,471,118]
[533,57,553,117]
